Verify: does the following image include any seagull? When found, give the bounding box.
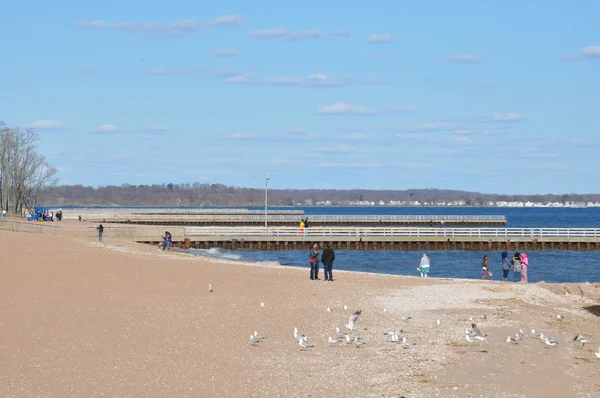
[468,317,473,321]
[260,302,265,307]
[208,284,213,292]
[401,336,415,347]
[471,323,488,342]
[345,335,356,344]
[595,345,600,359]
[327,307,332,313]
[383,308,387,313]
[343,305,348,311]
[355,337,364,347]
[573,334,589,347]
[436,319,441,326]
[465,334,477,343]
[543,336,558,347]
[531,329,542,339]
[402,316,412,321]
[249,334,261,345]
[336,327,346,337]
[506,335,519,344]
[328,336,339,344]
[253,331,265,340]
[557,314,564,320]
[299,339,314,350]
[294,327,305,340]
[387,330,402,342]
[345,309,361,330]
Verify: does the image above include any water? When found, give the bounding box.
[188,207,600,283]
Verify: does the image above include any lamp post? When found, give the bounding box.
[265,174,270,228]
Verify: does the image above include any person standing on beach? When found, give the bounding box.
[417,254,430,277]
[309,244,320,280]
[321,243,335,282]
[97,224,104,242]
[501,252,511,281]
[520,253,529,283]
[511,252,522,282]
[481,255,489,280]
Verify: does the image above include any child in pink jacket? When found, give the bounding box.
[520,253,529,283]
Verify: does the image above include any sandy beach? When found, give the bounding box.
[1,224,599,397]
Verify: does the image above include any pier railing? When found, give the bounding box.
[0,220,61,235]
[78,214,506,223]
[182,226,600,239]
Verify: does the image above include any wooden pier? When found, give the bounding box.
[96,226,600,251]
[79,214,507,227]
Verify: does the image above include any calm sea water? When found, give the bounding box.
[187,207,600,283]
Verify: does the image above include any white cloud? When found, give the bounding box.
[388,106,417,112]
[149,125,169,131]
[28,120,66,129]
[75,14,243,36]
[317,103,376,116]
[444,54,482,64]
[212,48,242,57]
[397,133,436,141]
[562,46,600,62]
[229,133,253,139]
[454,136,472,143]
[485,113,526,122]
[225,73,380,87]
[248,28,349,41]
[405,122,453,132]
[71,67,97,73]
[368,33,395,44]
[90,124,118,133]
[143,67,193,76]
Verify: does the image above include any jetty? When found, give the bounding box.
[90,225,600,251]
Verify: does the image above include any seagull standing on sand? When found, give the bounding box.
[336,327,346,337]
[299,339,314,350]
[294,327,305,340]
[436,319,441,326]
[595,345,600,359]
[346,309,361,330]
[506,336,519,344]
[327,307,332,313]
[345,335,356,344]
[354,337,364,347]
[543,336,558,347]
[343,305,348,311]
[261,302,265,307]
[573,334,589,347]
[249,334,261,345]
[470,323,488,342]
[328,336,339,344]
[557,314,564,321]
[401,336,415,348]
[253,331,265,340]
[208,284,213,292]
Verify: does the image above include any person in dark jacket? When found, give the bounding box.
[321,243,335,282]
[309,244,320,280]
[97,224,104,242]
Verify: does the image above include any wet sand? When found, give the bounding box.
[0,227,599,397]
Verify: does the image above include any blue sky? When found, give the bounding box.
[2,0,599,194]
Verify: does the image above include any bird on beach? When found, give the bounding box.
[208,283,213,292]
[470,323,488,342]
[328,336,339,344]
[383,308,387,313]
[294,327,305,340]
[345,309,362,330]
[327,307,332,312]
[354,337,364,347]
[249,334,261,345]
[260,302,265,307]
[336,327,346,337]
[299,339,313,350]
[401,336,415,348]
[506,335,519,344]
[253,331,265,340]
[402,316,412,321]
[343,305,348,311]
[573,334,589,347]
[543,336,559,347]
[531,329,543,339]
[557,314,564,321]
[436,319,441,326]
[345,335,356,344]
[465,334,477,343]
[387,330,403,343]
[595,345,600,359]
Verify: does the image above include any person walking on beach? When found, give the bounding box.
[511,252,522,282]
[97,224,104,242]
[309,243,320,280]
[321,243,335,282]
[481,255,489,280]
[417,253,430,277]
[299,219,305,235]
[520,252,529,283]
[501,251,511,281]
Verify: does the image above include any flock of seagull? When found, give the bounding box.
[209,284,600,359]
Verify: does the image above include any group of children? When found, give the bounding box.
[484,251,529,282]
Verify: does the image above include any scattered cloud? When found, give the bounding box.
[71,67,97,73]
[317,103,376,116]
[473,81,494,89]
[149,125,169,131]
[28,120,67,129]
[248,28,349,41]
[562,46,600,62]
[368,33,396,44]
[228,132,253,139]
[75,14,243,36]
[225,73,382,87]
[211,48,242,57]
[444,54,482,64]
[480,113,526,123]
[397,133,437,141]
[142,67,201,76]
[388,106,417,112]
[400,122,454,132]
[454,136,472,143]
[90,124,118,133]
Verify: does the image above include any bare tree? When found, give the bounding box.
[0,121,58,215]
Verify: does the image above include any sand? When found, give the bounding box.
[1,224,599,397]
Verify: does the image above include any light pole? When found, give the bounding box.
[265,173,270,228]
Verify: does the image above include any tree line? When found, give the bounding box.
[42,183,600,207]
[0,121,58,214]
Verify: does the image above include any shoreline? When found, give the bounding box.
[2,230,599,397]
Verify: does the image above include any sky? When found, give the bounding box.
[1,0,599,195]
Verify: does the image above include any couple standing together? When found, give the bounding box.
[309,243,335,281]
